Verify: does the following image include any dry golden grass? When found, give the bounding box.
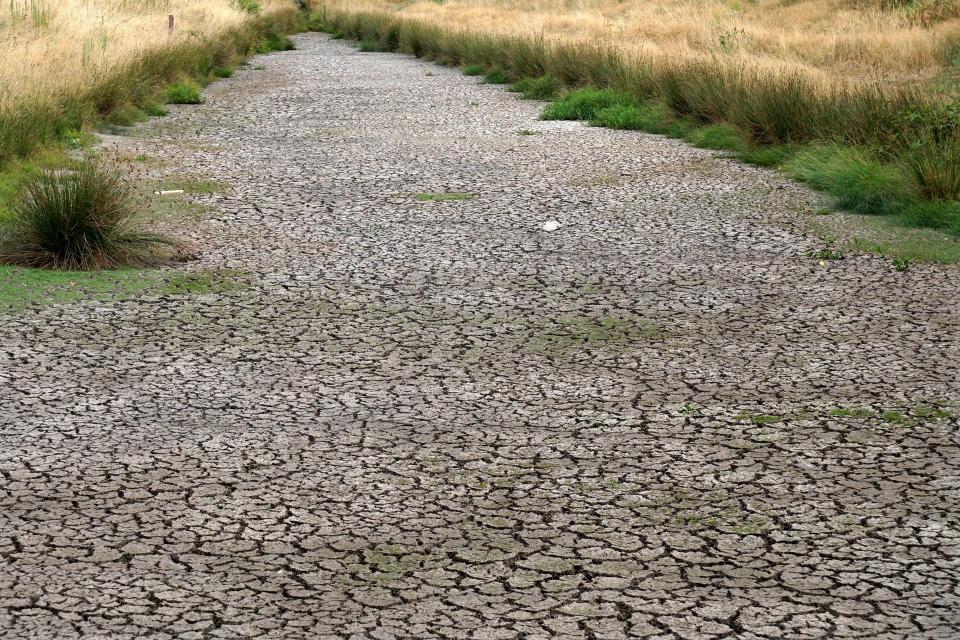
[0,0,289,110]
[317,0,960,87]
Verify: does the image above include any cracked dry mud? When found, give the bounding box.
[2,34,960,639]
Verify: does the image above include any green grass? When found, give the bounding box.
[212,66,234,79]
[785,146,912,215]
[414,192,475,202]
[0,266,159,312]
[509,76,561,100]
[165,81,204,105]
[684,123,750,154]
[257,32,296,53]
[462,63,484,76]
[0,267,249,312]
[589,101,671,133]
[542,88,636,121]
[155,177,228,194]
[484,69,510,84]
[161,269,246,295]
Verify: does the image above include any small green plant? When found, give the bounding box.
[678,402,700,415]
[166,81,203,105]
[0,162,174,270]
[518,129,541,136]
[509,76,561,100]
[892,256,912,271]
[717,27,747,53]
[484,69,510,84]
[414,192,475,202]
[212,67,234,79]
[462,63,484,76]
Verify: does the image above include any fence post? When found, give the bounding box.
[168,14,175,35]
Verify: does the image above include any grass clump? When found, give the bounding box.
[462,63,485,76]
[0,161,174,270]
[414,192,475,202]
[904,135,960,202]
[684,123,750,154]
[785,146,913,215]
[484,69,511,84]
[542,88,636,121]
[165,80,204,105]
[509,76,561,100]
[257,31,296,53]
[590,101,671,132]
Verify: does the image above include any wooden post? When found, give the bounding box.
[168,14,175,35]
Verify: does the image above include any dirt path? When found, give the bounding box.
[1,34,959,639]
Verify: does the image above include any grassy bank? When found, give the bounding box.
[308,4,960,241]
[0,1,303,167]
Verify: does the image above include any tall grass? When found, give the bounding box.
[313,0,960,86]
[309,6,960,234]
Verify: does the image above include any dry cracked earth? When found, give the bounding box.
[2,33,960,639]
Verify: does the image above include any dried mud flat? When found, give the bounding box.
[1,34,959,639]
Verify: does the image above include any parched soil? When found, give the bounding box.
[1,34,958,639]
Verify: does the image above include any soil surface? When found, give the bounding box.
[2,34,959,639]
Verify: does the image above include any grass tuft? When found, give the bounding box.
[542,88,635,121]
[462,63,485,76]
[785,146,913,216]
[166,81,204,105]
[0,161,175,271]
[590,101,671,132]
[509,76,561,100]
[484,69,511,84]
